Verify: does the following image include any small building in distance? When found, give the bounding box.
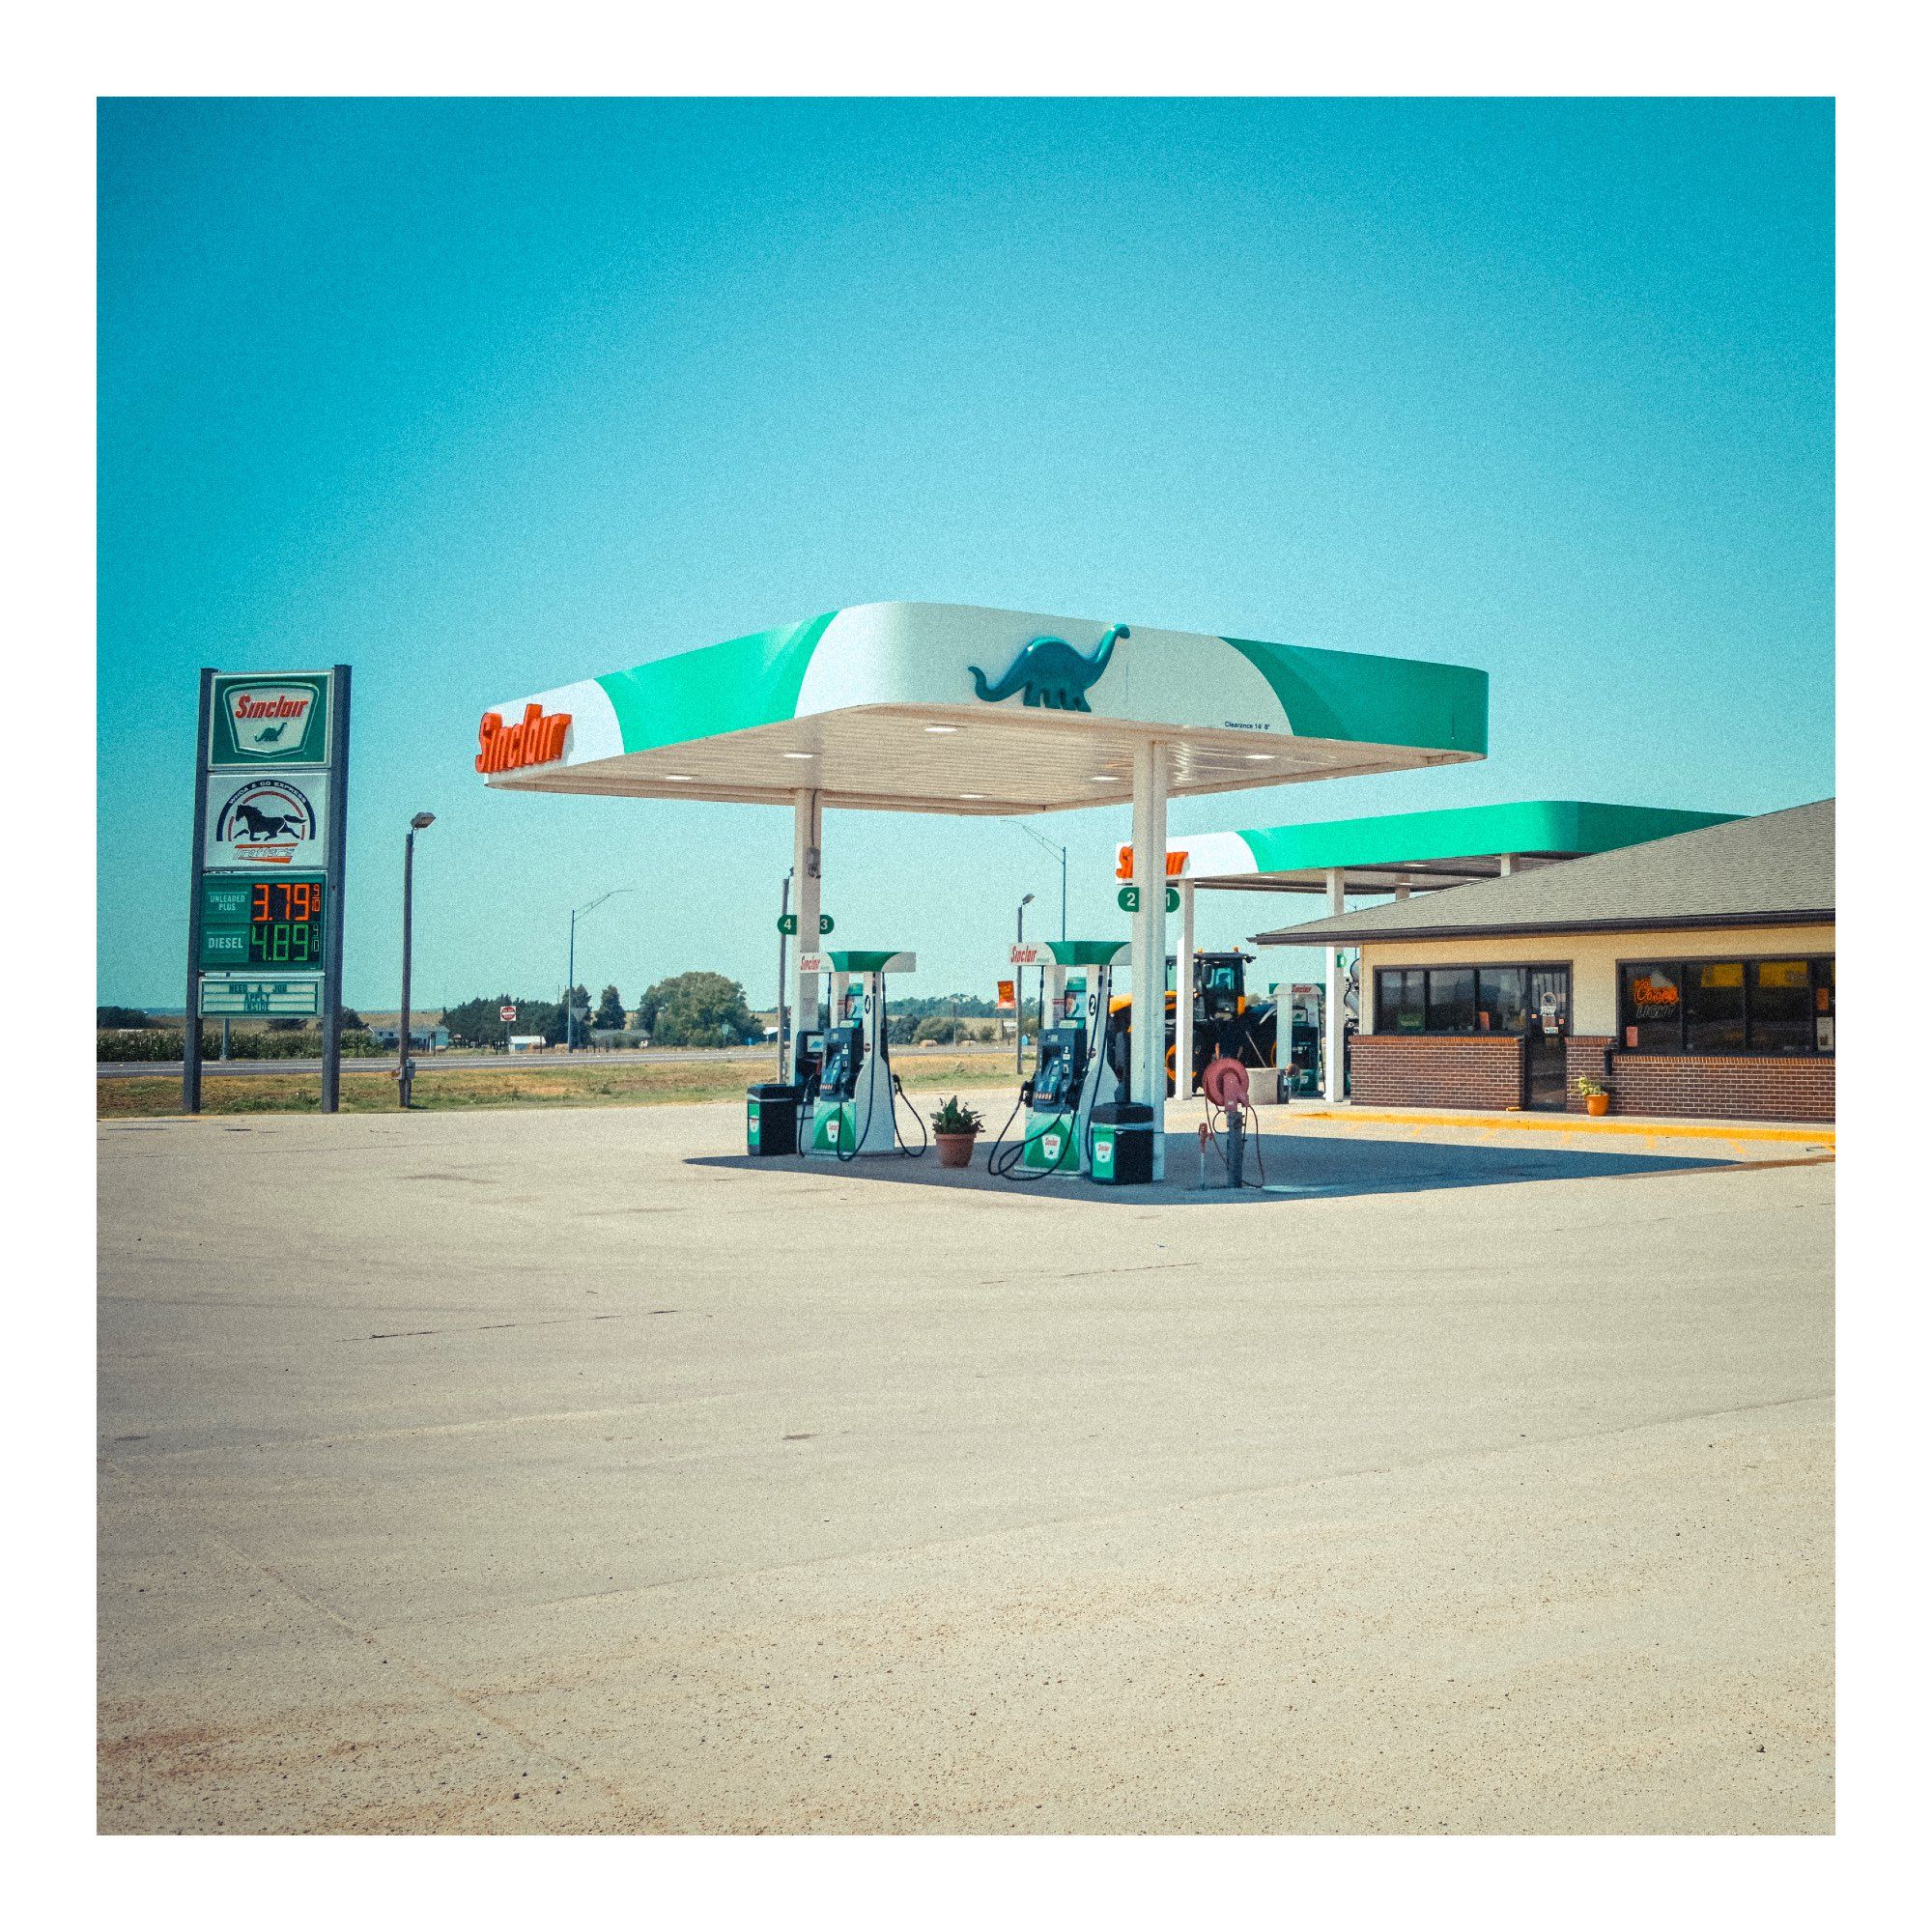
[1255,800,1834,1122]
[368,1024,450,1052]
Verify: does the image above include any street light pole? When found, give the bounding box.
[397,812,435,1108]
[1008,819,1068,939]
[565,888,631,1052]
[1015,893,1034,1073]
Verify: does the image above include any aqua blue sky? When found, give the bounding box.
[99,98,1833,1012]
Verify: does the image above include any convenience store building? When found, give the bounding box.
[1256,799,1834,1122]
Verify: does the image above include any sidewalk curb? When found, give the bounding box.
[1280,1107,1834,1148]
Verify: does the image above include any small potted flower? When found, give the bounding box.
[1575,1074,1611,1118]
[929,1094,984,1168]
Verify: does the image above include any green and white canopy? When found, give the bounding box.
[476,602,1488,813]
[1168,800,1738,895]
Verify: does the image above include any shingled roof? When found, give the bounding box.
[1252,798,1834,946]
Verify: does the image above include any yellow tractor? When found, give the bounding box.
[1105,951,1280,1098]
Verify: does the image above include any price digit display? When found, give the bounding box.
[199,871,327,972]
[247,878,324,964]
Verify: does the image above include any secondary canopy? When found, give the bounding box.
[1168,800,1738,896]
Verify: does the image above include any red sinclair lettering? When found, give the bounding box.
[1115,844,1188,880]
[235,696,311,720]
[476,702,572,773]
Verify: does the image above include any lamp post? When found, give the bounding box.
[1009,820,1068,939]
[1015,893,1035,1072]
[566,888,632,1051]
[396,811,436,1109]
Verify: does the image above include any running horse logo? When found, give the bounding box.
[970,624,1128,712]
[234,803,304,840]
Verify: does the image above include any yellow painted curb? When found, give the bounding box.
[1285,1108,1834,1148]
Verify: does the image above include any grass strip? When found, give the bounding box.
[98,1052,1027,1119]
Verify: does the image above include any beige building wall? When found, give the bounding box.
[1358,922,1835,1035]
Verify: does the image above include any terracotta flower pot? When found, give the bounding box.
[935,1132,979,1168]
[1585,1093,1609,1118]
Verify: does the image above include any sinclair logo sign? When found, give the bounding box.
[209,673,331,766]
[475,702,572,774]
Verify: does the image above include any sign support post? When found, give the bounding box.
[182,668,216,1115]
[319,665,352,1113]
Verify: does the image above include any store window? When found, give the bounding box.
[1479,967,1528,1035]
[1376,965,1548,1037]
[1377,969,1427,1034]
[1621,962,1683,1053]
[1751,959,1814,1055]
[1685,960,1746,1052]
[1426,968,1476,1034]
[1618,955,1834,1055]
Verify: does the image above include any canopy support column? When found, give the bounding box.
[1130,740,1169,1177]
[1499,853,1517,876]
[1174,878,1195,1098]
[791,788,822,1082]
[1323,866,1347,1104]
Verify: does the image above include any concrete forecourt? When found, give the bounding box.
[99,1092,1833,1833]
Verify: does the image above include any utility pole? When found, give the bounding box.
[396,812,435,1106]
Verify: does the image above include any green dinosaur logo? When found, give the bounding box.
[970,624,1127,711]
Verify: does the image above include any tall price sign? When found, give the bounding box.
[184,667,352,1112]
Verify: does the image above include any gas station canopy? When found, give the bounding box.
[1168,800,1739,895]
[476,602,1489,812]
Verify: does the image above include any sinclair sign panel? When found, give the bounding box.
[209,672,333,767]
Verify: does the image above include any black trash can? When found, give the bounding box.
[746,1083,803,1156]
[1088,1101,1154,1185]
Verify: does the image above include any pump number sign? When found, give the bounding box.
[1118,885,1180,913]
[197,872,327,970]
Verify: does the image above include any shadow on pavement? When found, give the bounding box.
[689,1129,1727,1206]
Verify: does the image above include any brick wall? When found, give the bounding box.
[1565,1036,1615,1108]
[1350,1033,1526,1110]
[1607,1054,1834,1122]
[1564,1033,1833,1121]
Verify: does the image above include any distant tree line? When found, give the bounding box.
[439,972,762,1050]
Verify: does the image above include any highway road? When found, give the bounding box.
[97,1043,1011,1080]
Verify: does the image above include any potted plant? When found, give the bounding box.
[929,1094,984,1168]
[1575,1074,1611,1118]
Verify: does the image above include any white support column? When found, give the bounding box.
[1323,866,1347,1103]
[1499,853,1517,877]
[1174,879,1196,1097]
[1395,885,1410,901]
[1130,738,1169,1178]
[791,789,822,1081]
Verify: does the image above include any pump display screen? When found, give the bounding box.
[198,872,327,970]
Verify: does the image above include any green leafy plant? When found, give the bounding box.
[1574,1075,1607,1098]
[929,1094,983,1136]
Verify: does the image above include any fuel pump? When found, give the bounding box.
[987,939,1129,1179]
[800,951,923,1159]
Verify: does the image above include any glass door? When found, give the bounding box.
[1525,967,1571,1109]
